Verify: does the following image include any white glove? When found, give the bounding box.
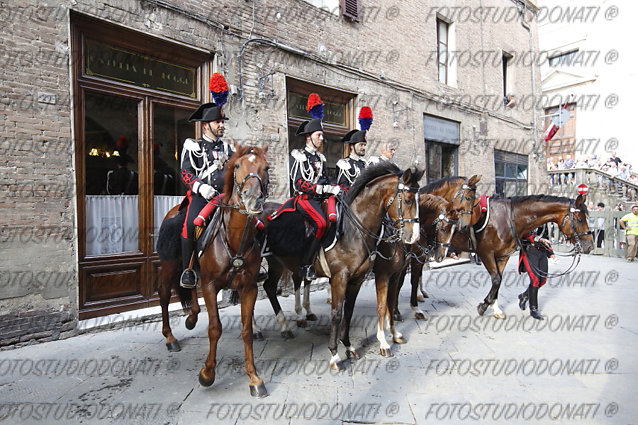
[324,185,340,196]
[199,184,217,200]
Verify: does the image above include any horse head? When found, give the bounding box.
[557,194,594,254]
[223,144,269,215]
[432,202,460,262]
[385,166,424,244]
[453,174,480,234]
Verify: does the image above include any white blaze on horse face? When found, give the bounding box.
[408,194,420,244]
[247,154,256,163]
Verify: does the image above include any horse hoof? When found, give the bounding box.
[477,303,488,316]
[414,312,427,321]
[166,341,181,352]
[416,295,425,303]
[306,313,318,321]
[330,361,345,371]
[393,312,404,322]
[253,332,264,341]
[185,317,196,330]
[198,370,215,387]
[393,336,407,345]
[249,383,268,398]
[493,312,506,320]
[326,297,332,304]
[281,330,295,340]
[379,348,393,357]
[346,349,360,361]
[296,319,307,328]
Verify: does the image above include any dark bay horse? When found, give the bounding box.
[408,194,594,319]
[156,144,269,397]
[372,194,459,355]
[261,163,422,369]
[392,175,480,320]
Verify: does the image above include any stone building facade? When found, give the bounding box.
[0,0,543,346]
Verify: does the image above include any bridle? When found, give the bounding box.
[384,179,420,243]
[560,201,593,254]
[452,180,477,218]
[226,150,268,214]
[410,209,458,264]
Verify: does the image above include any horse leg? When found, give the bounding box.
[262,259,292,339]
[185,287,200,330]
[293,275,306,328]
[160,259,180,351]
[388,269,408,345]
[303,279,318,321]
[476,254,505,319]
[328,275,347,371]
[489,258,509,319]
[198,284,222,388]
[338,279,363,361]
[409,257,428,320]
[240,283,267,398]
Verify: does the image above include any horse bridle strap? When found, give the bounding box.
[453,181,477,216]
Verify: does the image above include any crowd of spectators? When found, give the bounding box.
[547,152,638,201]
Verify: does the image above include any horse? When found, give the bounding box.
[260,162,422,369]
[409,194,594,320]
[370,194,460,356]
[392,175,480,320]
[156,144,270,397]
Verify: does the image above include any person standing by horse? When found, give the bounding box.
[368,141,396,164]
[336,107,373,190]
[517,229,556,320]
[619,204,638,262]
[288,93,340,280]
[179,73,234,289]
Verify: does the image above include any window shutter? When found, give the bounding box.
[341,0,360,22]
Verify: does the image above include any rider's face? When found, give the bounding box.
[353,142,366,156]
[307,131,324,150]
[204,120,225,139]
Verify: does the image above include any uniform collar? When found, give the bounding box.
[304,145,317,155]
[202,134,219,143]
[349,152,363,161]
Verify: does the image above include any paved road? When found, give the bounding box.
[1,254,636,425]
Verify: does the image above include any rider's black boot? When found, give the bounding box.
[518,285,530,310]
[300,238,321,280]
[528,285,544,320]
[180,238,197,289]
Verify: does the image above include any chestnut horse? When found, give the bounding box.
[156,144,269,397]
[409,194,594,319]
[261,163,422,369]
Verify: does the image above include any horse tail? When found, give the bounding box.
[178,284,193,312]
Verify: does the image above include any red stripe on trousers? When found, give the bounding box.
[298,198,326,238]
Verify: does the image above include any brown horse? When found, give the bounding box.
[156,144,269,397]
[409,194,594,319]
[261,162,422,369]
[392,175,480,320]
[370,194,459,356]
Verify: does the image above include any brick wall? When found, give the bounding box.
[0,0,543,345]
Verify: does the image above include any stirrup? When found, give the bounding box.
[180,269,198,289]
[300,265,316,281]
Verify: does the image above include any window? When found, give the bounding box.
[544,103,576,164]
[495,150,528,197]
[340,0,359,21]
[302,0,340,15]
[549,50,579,67]
[436,18,449,84]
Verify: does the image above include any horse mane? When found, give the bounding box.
[510,194,589,215]
[222,145,266,203]
[345,161,401,205]
[420,176,466,194]
[420,193,449,212]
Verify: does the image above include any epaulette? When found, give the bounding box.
[291,149,307,162]
[336,158,350,170]
[183,138,201,153]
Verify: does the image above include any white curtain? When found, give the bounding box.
[153,196,183,250]
[85,195,183,255]
[86,195,139,255]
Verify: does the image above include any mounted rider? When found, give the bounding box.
[336,106,373,190]
[179,73,234,289]
[287,93,341,280]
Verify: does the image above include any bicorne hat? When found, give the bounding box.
[188,73,230,122]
